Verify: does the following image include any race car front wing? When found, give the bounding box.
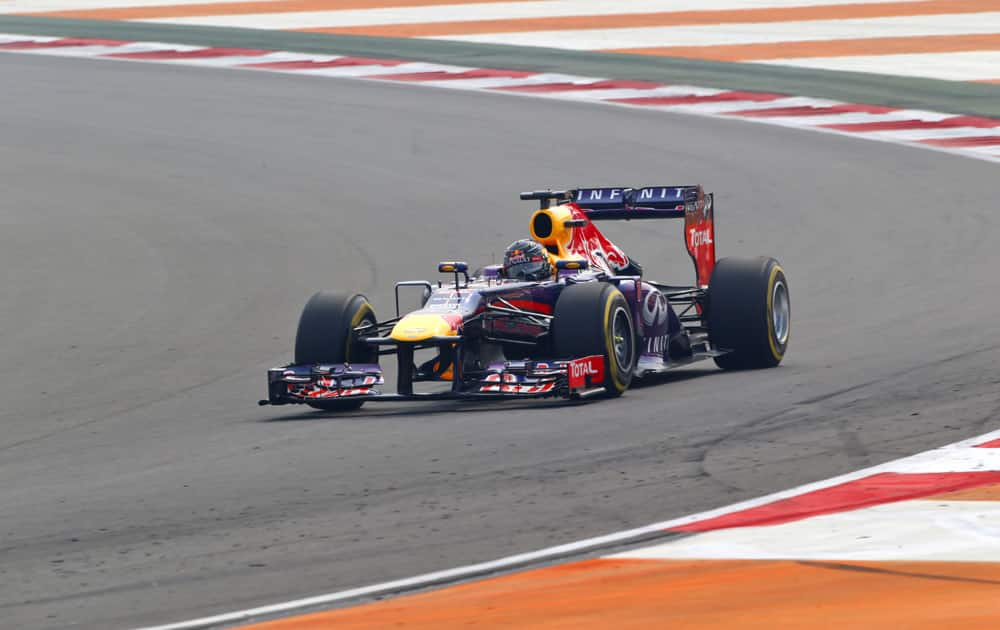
[258,355,607,406]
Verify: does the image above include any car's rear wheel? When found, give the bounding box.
[552,282,635,396]
[708,257,789,370]
[294,291,378,411]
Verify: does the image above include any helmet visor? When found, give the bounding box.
[506,260,550,281]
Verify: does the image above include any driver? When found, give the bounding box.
[502,239,553,281]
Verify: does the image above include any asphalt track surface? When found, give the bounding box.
[2,53,999,629]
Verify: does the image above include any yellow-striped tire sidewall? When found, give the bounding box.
[602,289,632,394]
[765,264,788,363]
[344,301,375,363]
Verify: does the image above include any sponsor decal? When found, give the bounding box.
[506,249,528,265]
[567,355,605,389]
[293,386,373,399]
[564,207,629,272]
[645,334,669,356]
[286,372,382,400]
[641,290,669,327]
[501,383,555,394]
[688,228,713,247]
[684,193,716,287]
[576,188,625,203]
[635,187,685,202]
[683,188,710,223]
[441,313,463,330]
[425,291,478,310]
[479,383,555,394]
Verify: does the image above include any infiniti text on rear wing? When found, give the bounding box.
[520,186,708,219]
[573,186,706,219]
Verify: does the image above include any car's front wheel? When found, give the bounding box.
[552,282,636,396]
[294,291,378,411]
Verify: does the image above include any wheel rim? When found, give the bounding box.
[611,306,633,369]
[771,279,790,346]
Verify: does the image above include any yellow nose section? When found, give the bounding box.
[390,313,460,342]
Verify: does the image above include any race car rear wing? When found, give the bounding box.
[520,186,703,219]
[520,186,717,287]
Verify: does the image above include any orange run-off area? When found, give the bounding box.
[931,481,1000,501]
[242,557,1000,629]
[235,469,1000,628]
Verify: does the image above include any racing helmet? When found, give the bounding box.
[503,239,552,281]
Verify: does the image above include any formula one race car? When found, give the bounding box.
[260,186,789,410]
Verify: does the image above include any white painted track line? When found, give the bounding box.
[864,127,1000,141]
[531,86,725,100]
[406,73,601,90]
[301,62,468,77]
[21,43,197,57]
[648,97,828,115]
[757,111,951,127]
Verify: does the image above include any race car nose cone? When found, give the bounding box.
[390,312,460,342]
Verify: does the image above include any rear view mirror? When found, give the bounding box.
[555,259,589,271]
[437,261,469,273]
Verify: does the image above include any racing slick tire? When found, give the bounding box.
[552,282,636,397]
[294,291,378,411]
[708,257,789,370]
